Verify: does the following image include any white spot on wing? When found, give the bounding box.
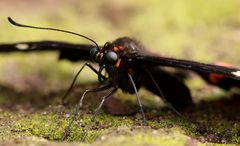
[231,71,240,77]
[15,44,29,50]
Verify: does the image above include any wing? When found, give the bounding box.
[136,53,240,80]
[142,67,193,109]
[0,41,95,61]
[196,71,240,90]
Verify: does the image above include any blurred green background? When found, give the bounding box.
[1,0,240,91]
[1,0,240,59]
[0,0,240,145]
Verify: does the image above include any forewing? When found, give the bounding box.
[136,54,240,80]
[0,41,95,61]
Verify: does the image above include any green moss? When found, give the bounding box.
[0,106,239,145]
[8,111,133,142]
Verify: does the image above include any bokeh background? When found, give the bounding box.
[0,0,240,145]
[1,0,240,60]
[1,0,240,86]
[0,0,240,92]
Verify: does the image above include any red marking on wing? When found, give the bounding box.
[208,73,225,84]
[207,62,232,84]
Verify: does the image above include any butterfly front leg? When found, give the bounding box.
[62,63,107,104]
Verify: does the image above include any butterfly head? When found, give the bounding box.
[90,42,119,68]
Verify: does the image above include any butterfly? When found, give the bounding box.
[1,17,240,141]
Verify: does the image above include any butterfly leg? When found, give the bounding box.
[61,62,107,105]
[81,87,118,142]
[128,74,147,124]
[143,67,193,110]
[144,68,184,118]
[61,82,112,141]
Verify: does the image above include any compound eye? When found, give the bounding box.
[105,51,118,66]
[90,47,98,62]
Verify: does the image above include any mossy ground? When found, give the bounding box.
[0,81,239,146]
[0,0,240,146]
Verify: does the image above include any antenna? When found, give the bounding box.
[8,17,100,50]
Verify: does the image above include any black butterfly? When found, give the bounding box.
[2,17,240,141]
